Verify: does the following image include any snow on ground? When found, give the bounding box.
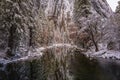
[91,50,120,60]
[35,43,79,52]
[0,43,80,65]
[1,43,120,65]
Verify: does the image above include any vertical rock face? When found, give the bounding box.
[107,1,120,51]
[116,1,120,13]
[44,0,74,44]
[0,0,52,56]
[0,0,75,56]
[91,0,112,18]
[0,0,38,55]
[73,0,115,51]
[74,0,112,21]
[0,0,114,56]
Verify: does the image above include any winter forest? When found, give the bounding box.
[0,0,120,80]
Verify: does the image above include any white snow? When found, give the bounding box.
[6,0,13,2]
[45,0,74,18]
[91,50,120,59]
[0,43,80,64]
[1,43,120,65]
[35,43,78,52]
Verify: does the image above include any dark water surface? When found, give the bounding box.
[0,52,120,80]
[70,52,120,80]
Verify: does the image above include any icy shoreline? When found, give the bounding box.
[0,43,81,64]
[91,50,120,60]
[1,43,120,65]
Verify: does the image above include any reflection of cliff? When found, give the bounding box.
[1,48,120,80]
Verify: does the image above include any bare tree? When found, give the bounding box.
[87,22,99,52]
[86,16,105,52]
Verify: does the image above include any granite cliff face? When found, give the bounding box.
[0,0,120,80]
[0,0,45,56]
[73,0,113,50]
[0,0,115,56]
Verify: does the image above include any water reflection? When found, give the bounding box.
[70,50,120,80]
[1,49,120,80]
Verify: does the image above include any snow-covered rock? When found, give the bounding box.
[91,50,120,60]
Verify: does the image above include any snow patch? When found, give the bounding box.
[35,43,78,52]
[0,43,80,65]
[91,50,120,60]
